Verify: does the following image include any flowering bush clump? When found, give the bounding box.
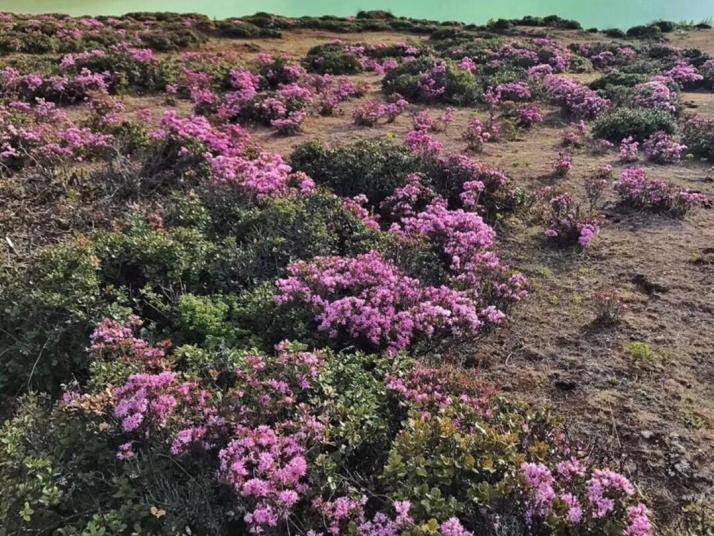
[642,131,687,164]
[542,75,610,119]
[682,115,714,160]
[614,167,709,215]
[149,111,315,199]
[632,78,678,113]
[592,290,626,325]
[520,462,653,534]
[514,104,545,128]
[275,251,482,353]
[0,66,109,104]
[543,192,601,249]
[463,117,492,152]
[553,150,573,177]
[353,97,408,126]
[619,136,640,162]
[584,165,613,211]
[405,128,444,157]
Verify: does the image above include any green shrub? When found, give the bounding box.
[626,25,662,40]
[94,218,228,294]
[591,107,677,142]
[382,56,482,105]
[304,43,364,75]
[0,394,229,536]
[589,71,650,90]
[290,139,419,205]
[651,20,676,33]
[603,28,626,38]
[224,193,384,274]
[0,242,105,394]
[682,116,714,159]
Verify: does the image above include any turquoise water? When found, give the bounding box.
[1,0,713,30]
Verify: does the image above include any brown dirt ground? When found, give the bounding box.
[1,26,713,528]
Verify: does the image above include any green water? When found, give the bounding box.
[1,0,713,30]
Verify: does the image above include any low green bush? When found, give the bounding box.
[591,107,677,142]
[304,43,364,75]
[290,139,419,205]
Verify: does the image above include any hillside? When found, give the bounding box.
[0,11,712,535]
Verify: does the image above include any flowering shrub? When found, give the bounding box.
[632,78,678,113]
[494,81,532,101]
[614,167,709,215]
[553,150,573,177]
[0,100,112,173]
[543,75,610,119]
[592,290,626,325]
[149,111,315,199]
[463,117,492,151]
[405,128,444,157]
[514,104,544,128]
[0,66,108,104]
[275,251,482,353]
[584,165,613,211]
[682,115,714,159]
[543,192,601,249]
[271,110,307,135]
[642,131,687,164]
[520,462,653,534]
[619,136,640,162]
[665,62,703,89]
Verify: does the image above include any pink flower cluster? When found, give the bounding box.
[390,197,507,292]
[521,462,653,535]
[514,104,544,128]
[0,66,108,104]
[353,97,408,126]
[275,251,482,353]
[543,75,610,119]
[619,136,640,163]
[405,128,444,157]
[642,131,687,164]
[89,316,168,367]
[153,111,314,199]
[494,82,532,102]
[543,193,601,249]
[632,79,678,113]
[614,167,709,214]
[113,371,209,438]
[218,424,310,533]
[665,62,703,88]
[463,117,492,152]
[553,150,573,176]
[311,496,414,536]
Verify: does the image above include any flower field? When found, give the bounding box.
[0,10,713,536]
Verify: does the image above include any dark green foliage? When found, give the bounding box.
[651,20,676,33]
[591,107,677,142]
[682,117,714,159]
[290,139,419,205]
[382,56,482,105]
[356,10,396,20]
[603,28,626,38]
[0,242,106,394]
[589,71,650,90]
[0,394,232,535]
[304,43,364,75]
[626,24,662,40]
